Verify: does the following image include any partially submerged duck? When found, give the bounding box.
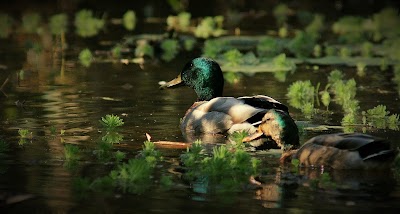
[281,133,398,170]
[160,57,299,149]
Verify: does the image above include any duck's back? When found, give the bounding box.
[180,95,288,134]
[295,133,397,169]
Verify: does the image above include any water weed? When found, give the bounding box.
[122,10,136,31]
[18,129,30,138]
[160,39,179,62]
[79,48,93,67]
[100,114,124,130]
[74,9,105,37]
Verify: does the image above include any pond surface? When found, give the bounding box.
[1,39,400,213]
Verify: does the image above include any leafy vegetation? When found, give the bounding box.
[123,10,136,31]
[74,9,105,37]
[49,13,68,35]
[256,36,284,58]
[78,48,93,67]
[22,13,41,34]
[287,80,315,118]
[18,129,30,138]
[180,140,260,193]
[160,39,179,62]
[100,114,124,130]
[287,31,316,58]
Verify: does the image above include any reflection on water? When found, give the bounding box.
[1,40,400,213]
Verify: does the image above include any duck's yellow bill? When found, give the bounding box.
[159,74,183,89]
[242,129,264,142]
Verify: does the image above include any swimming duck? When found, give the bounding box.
[280,133,398,170]
[160,57,299,149]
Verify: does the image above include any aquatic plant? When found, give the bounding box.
[313,44,322,58]
[49,125,57,135]
[256,36,284,58]
[324,45,336,56]
[339,47,351,58]
[64,144,80,161]
[228,130,249,149]
[160,175,173,189]
[109,158,154,194]
[78,48,93,67]
[356,62,366,77]
[95,140,114,162]
[18,129,30,138]
[74,9,105,37]
[393,65,400,96]
[111,44,122,59]
[0,13,13,38]
[305,14,324,38]
[361,42,373,57]
[332,16,365,43]
[100,114,124,130]
[139,140,161,167]
[278,26,288,38]
[383,38,400,61]
[367,8,400,41]
[309,172,337,190]
[167,12,191,32]
[223,49,243,67]
[181,140,260,192]
[135,40,154,58]
[49,13,68,35]
[287,80,315,118]
[123,10,136,31]
[160,39,179,62]
[287,31,316,58]
[224,72,242,84]
[364,105,399,129]
[167,0,186,13]
[22,12,41,34]
[273,3,291,26]
[203,39,225,58]
[320,89,331,108]
[327,69,344,85]
[194,16,226,39]
[183,37,196,51]
[114,151,126,163]
[101,131,123,144]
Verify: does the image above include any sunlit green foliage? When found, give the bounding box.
[241,52,260,65]
[0,13,13,38]
[167,0,186,13]
[364,105,399,129]
[383,38,400,61]
[224,72,242,84]
[367,8,400,41]
[313,44,322,57]
[74,9,105,37]
[356,62,366,77]
[78,48,93,67]
[160,39,179,62]
[203,39,225,58]
[135,40,154,58]
[100,114,124,130]
[361,42,373,57]
[95,140,114,162]
[22,13,41,33]
[272,54,295,82]
[167,12,191,32]
[49,13,68,35]
[181,140,260,192]
[288,31,316,58]
[223,49,242,67]
[123,10,136,31]
[305,14,324,38]
[229,130,248,149]
[328,69,344,85]
[18,129,30,138]
[324,45,336,56]
[160,175,173,189]
[339,47,351,58]
[194,16,226,38]
[332,16,365,43]
[273,4,291,26]
[287,80,315,117]
[256,36,284,58]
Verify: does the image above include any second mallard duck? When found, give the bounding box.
[160,57,299,149]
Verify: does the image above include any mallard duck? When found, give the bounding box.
[280,133,398,170]
[160,57,299,149]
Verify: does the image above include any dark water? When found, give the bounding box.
[1,38,400,213]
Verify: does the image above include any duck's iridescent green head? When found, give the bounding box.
[160,57,224,101]
[243,109,299,149]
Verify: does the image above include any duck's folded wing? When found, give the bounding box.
[238,95,289,113]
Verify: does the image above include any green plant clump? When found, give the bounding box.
[223,49,243,67]
[364,105,399,129]
[74,9,105,37]
[49,13,68,35]
[256,36,284,58]
[194,16,226,39]
[332,16,365,43]
[123,10,136,31]
[79,48,93,67]
[287,31,316,58]
[135,40,154,58]
[64,144,80,161]
[160,39,179,62]
[203,39,225,58]
[287,80,315,117]
[22,12,41,34]
[100,114,124,130]
[273,3,291,26]
[181,140,260,193]
[18,129,30,138]
[101,131,123,144]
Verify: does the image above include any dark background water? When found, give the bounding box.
[1,0,400,213]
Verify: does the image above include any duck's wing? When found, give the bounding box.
[308,133,396,160]
[237,95,289,113]
[181,97,266,134]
